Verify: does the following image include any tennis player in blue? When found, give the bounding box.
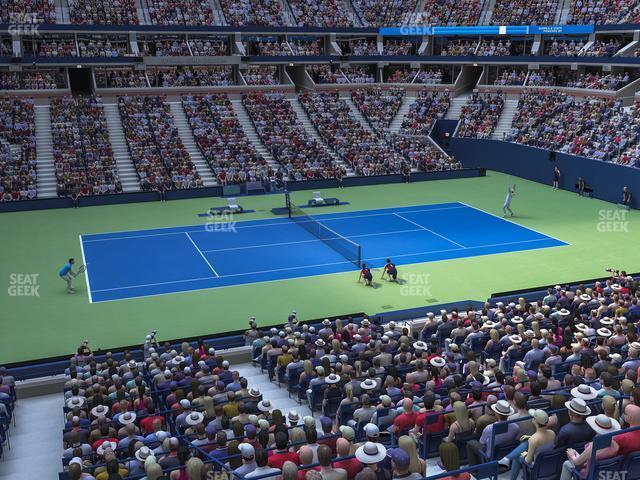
[59,258,84,293]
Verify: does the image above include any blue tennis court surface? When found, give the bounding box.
[80,202,567,303]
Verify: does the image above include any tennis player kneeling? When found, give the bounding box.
[359,263,373,287]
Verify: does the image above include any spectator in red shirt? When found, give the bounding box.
[333,438,363,478]
[268,430,300,469]
[611,405,640,456]
[392,398,417,435]
[412,391,445,436]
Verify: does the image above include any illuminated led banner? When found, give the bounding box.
[379,25,595,36]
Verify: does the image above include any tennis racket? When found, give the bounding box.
[78,264,86,274]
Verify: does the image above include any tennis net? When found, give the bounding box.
[289,203,361,267]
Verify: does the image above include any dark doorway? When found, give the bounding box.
[68,67,93,96]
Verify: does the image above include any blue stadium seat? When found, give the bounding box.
[519,447,567,480]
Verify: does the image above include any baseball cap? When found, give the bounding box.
[363,423,380,438]
[339,425,355,440]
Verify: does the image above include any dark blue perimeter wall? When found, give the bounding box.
[432,119,639,209]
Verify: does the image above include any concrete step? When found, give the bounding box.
[34,104,58,199]
[290,96,355,176]
[168,102,217,187]
[230,100,279,169]
[103,103,142,192]
[389,93,415,134]
[341,94,375,134]
[491,99,519,140]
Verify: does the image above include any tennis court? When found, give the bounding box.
[80,201,567,303]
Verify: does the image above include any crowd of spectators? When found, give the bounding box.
[476,40,511,56]
[493,69,527,86]
[300,91,408,176]
[39,264,640,479]
[507,92,640,162]
[391,134,460,172]
[94,68,148,89]
[1,39,12,56]
[351,0,418,27]
[78,38,128,57]
[564,72,630,90]
[182,94,270,185]
[287,0,353,27]
[118,95,202,191]
[189,38,228,56]
[456,92,505,139]
[583,39,622,57]
[23,38,77,57]
[383,40,414,56]
[398,91,450,136]
[251,41,292,56]
[567,0,640,25]
[527,69,557,86]
[146,0,214,26]
[413,0,483,26]
[387,67,418,84]
[242,92,343,181]
[289,39,322,56]
[340,40,379,56]
[148,66,234,88]
[68,0,139,25]
[0,98,37,201]
[350,87,405,135]
[243,66,279,85]
[0,0,56,24]
[415,68,446,84]
[140,39,191,57]
[50,96,122,197]
[341,66,376,84]
[219,0,285,26]
[0,70,65,90]
[489,0,558,25]
[441,40,477,56]
[309,65,347,84]
[544,39,586,57]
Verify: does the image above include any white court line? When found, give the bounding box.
[79,235,93,304]
[91,236,562,295]
[199,227,424,253]
[457,201,570,245]
[185,232,219,277]
[81,205,468,243]
[393,212,467,249]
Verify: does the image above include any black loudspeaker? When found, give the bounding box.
[549,151,557,161]
[479,168,487,177]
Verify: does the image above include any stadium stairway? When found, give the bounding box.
[388,93,416,134]
[491,98,519,141]
[0,393,62,480]
[230,99,281,171]
[102,103,142,193]
[168,102,218,187]
[208,0,227,26]
[478,0,496,26]
[55,0,69,23]
[341,94,376,134]
[444,93,470,121]
[34,104,58,199]
[289,96,356,176]
[556,0,572,24]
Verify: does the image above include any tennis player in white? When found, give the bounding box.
[503,185,515,217]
